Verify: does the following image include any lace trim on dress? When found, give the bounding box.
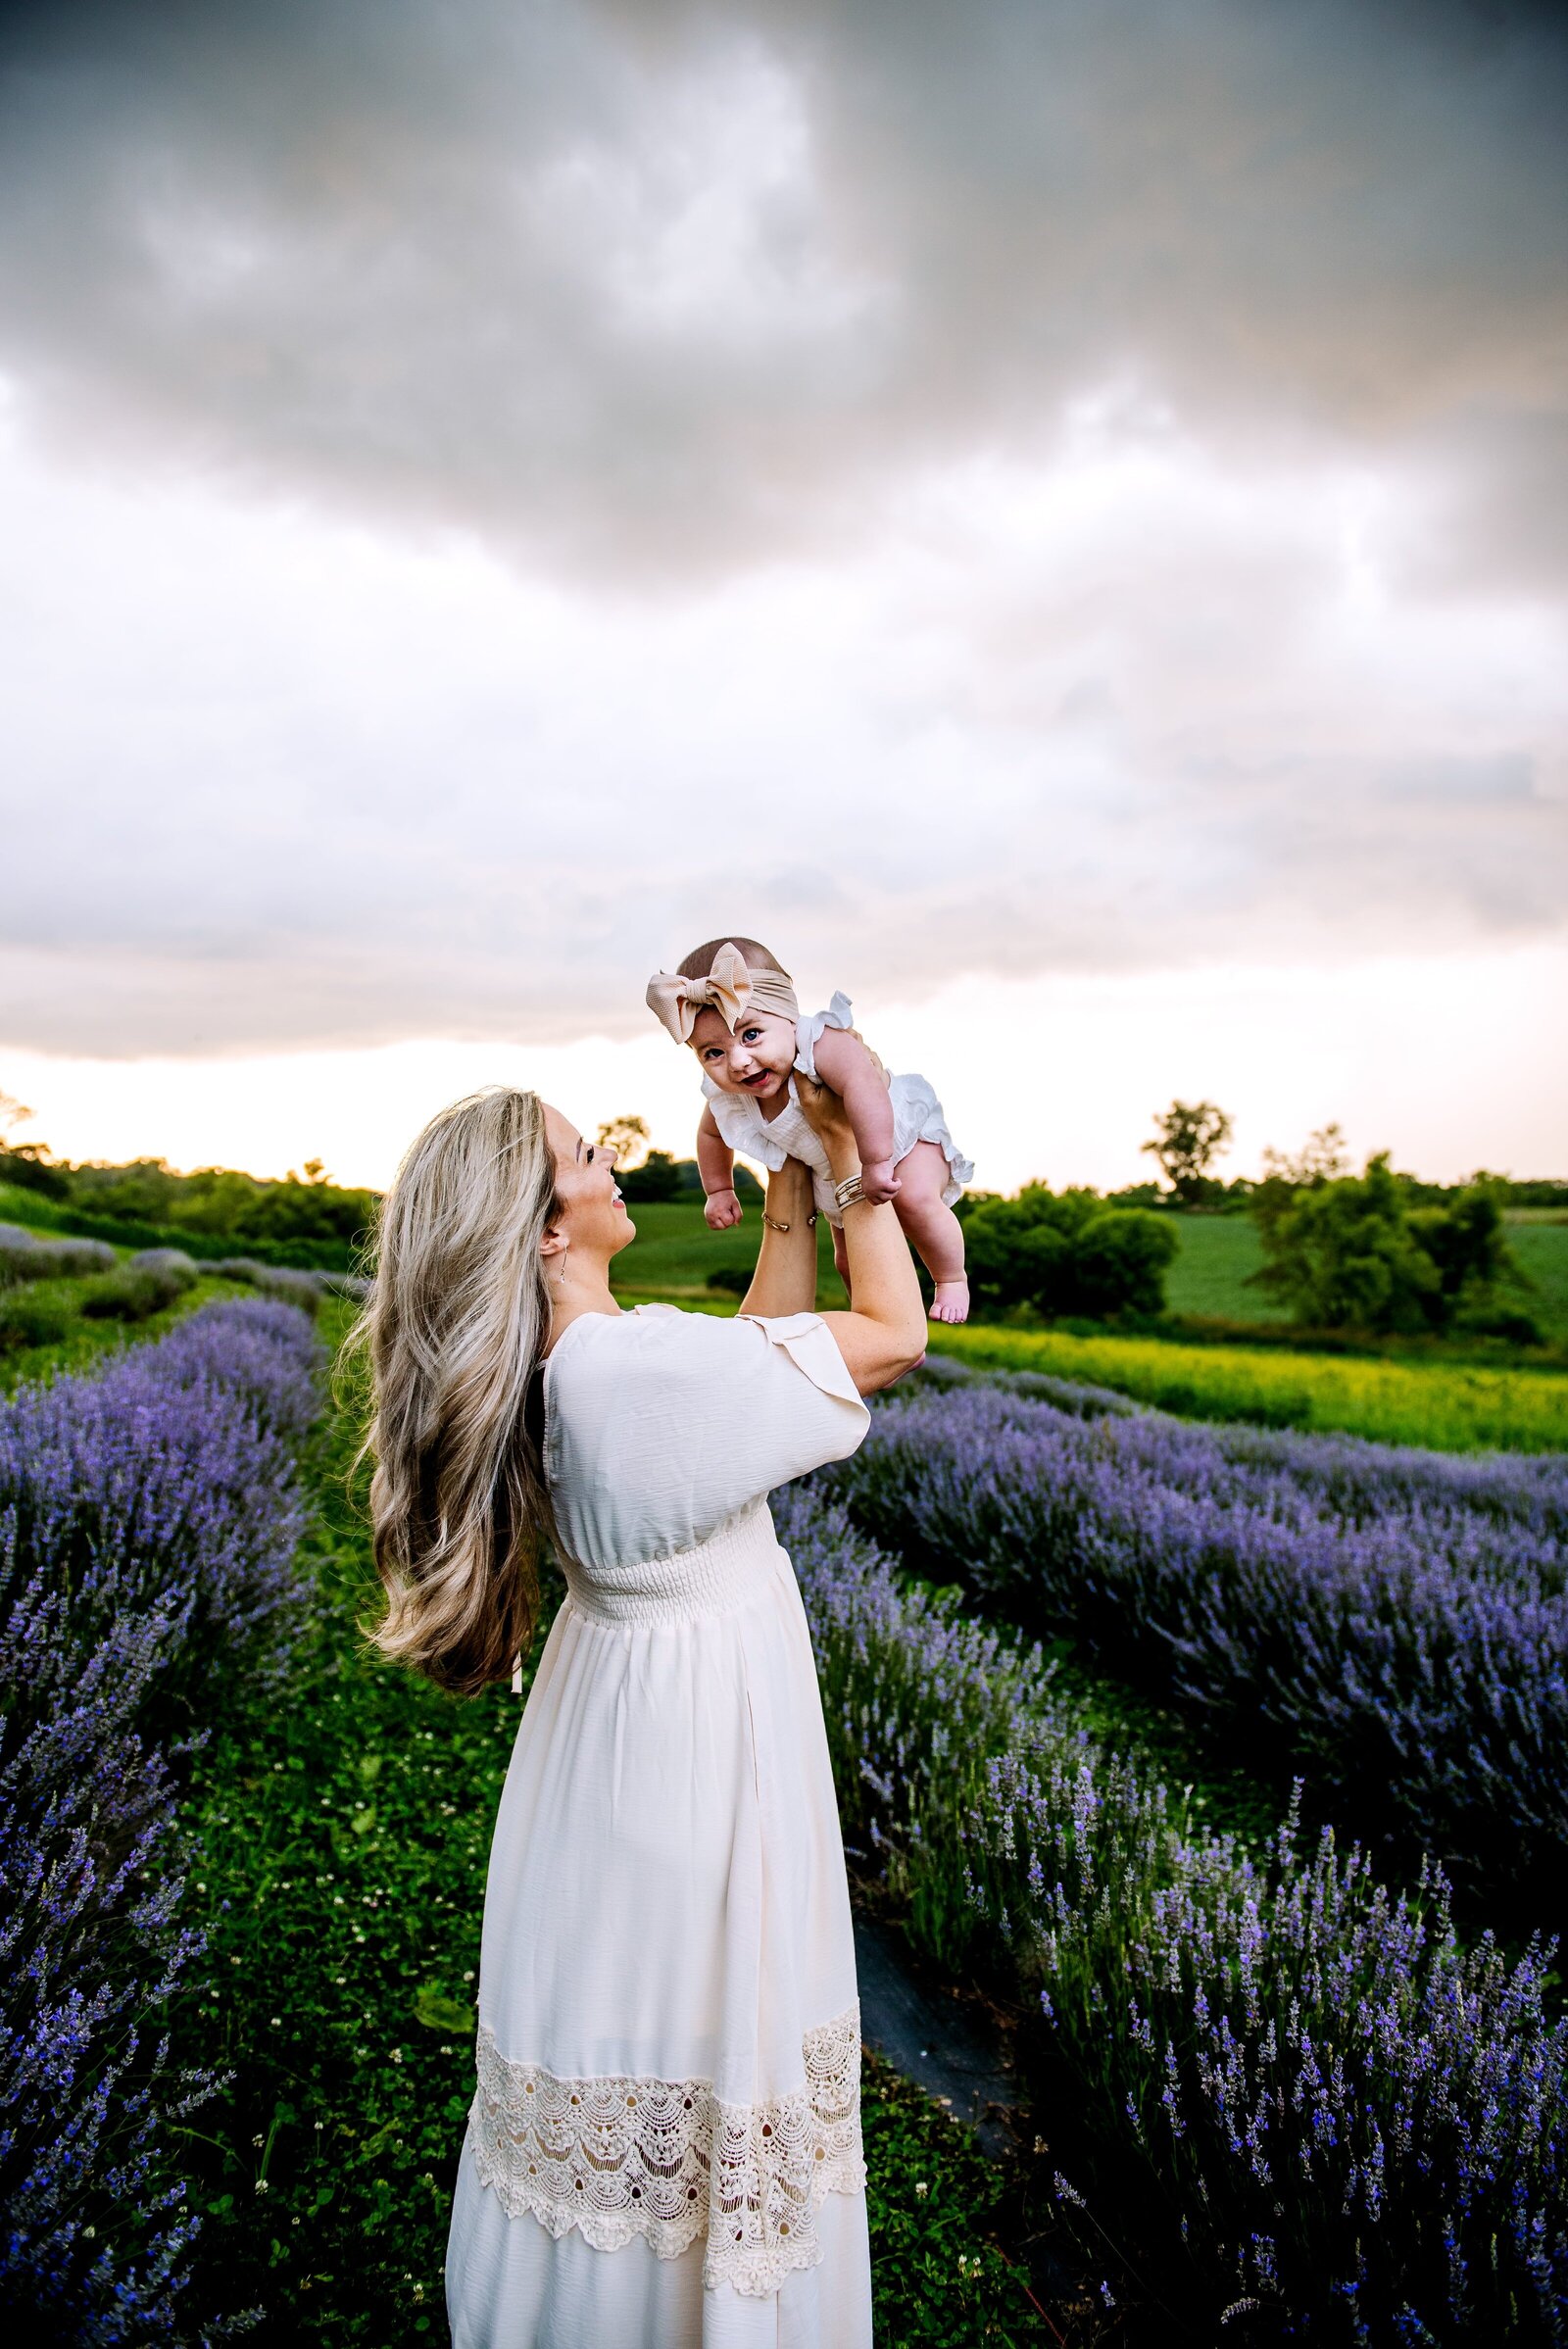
[467,2003,864,2297]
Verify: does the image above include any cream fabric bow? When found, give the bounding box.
[646,941,801,1045]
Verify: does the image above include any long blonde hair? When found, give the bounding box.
[350,1086,561,1694]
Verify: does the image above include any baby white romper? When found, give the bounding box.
[702,993,974,1227]
[446,1304,873,2349]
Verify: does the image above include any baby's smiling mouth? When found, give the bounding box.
[742,1070,776,1090]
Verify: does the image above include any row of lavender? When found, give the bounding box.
[775,1479,1568,2340]
[0,1300,321,2343]
[818,1364,1568,1928]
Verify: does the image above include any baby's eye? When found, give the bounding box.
[741,1027,762,1043]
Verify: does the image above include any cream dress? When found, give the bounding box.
[702,993,973,1228]
[446,1303,873,2349]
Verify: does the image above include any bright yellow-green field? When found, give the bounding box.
[929,1323,1568,1454]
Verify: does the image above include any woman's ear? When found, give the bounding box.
[539,1219,567,1270]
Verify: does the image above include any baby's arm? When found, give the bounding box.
[698,1104,744,1230]
[809,1028,899,1202]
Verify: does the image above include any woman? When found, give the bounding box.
[358,1071,926,2347]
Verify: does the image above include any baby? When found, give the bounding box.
[646,937,973,1323]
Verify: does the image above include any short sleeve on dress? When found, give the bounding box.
[543,1306,869,1568]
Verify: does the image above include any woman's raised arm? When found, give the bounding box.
[795,1073,926,1395]
[738,1156,819,1320]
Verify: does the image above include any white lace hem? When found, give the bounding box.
[467,2003,865,2297]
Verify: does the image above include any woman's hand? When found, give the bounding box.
[793,1070,858,1176]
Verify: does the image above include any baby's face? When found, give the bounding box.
[689,1005,797,1101]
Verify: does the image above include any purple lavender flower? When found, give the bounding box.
[772,1477,1568,2338]
[819,1382,1568,1923]
[1,1299,321,2340]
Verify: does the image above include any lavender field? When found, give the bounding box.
[0,1299,323,2342]
[4,1299,1567,2344]
[822,1363,1568,1929]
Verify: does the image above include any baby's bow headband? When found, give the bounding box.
[646,941,800,1045]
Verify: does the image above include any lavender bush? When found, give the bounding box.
[1,1299,321,2342]
[822,1380,1568,1922]
[0,1228,118,1284]
[775,1481,1568,2340]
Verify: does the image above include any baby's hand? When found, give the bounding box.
[705,1188,744,1231]
[859,1157,901,1205]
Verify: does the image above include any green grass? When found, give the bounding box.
[1508,1216,1568,1346]
[929,1322,1568,1453]
[0,1266,251,1394]
[1160,1214,1287,1323]
[160,1306,1057,2344]
[612,1197,849,1308]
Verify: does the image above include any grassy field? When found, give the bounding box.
[930,1322,1568,1453]
[612,1195,1568,1345]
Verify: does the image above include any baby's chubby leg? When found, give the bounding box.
[891,1142,969,1324]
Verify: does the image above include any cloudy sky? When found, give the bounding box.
[1,0,1564,1190]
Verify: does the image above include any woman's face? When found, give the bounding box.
[542,1104,635,1266]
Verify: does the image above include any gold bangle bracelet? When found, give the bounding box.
[761,1210,818,1232]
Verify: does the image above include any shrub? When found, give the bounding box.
[126,1248,201,1281]
[208,1258,322,1317]
[617,1150,684,1202]
[0,1149,70,1202]
[823,1380,1568,1927]
[0,1299,321,2340]
[957,1185,1179,1319]
[0,1292,74,1354]
[81,1270,180,1323]
[1253,1157,1536,1337]
[706,1265,752,1296]
[776,1478,1568,2341]
[80,1250,200,1324]
[312,1269,370,1303]
[0,1230,117,1286]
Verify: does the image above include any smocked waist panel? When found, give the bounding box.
[558,1499,785,1626]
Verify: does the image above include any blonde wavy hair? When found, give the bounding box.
[349,1086,561,1694]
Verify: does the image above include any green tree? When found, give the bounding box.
[958,1185,1178,1320]
[1142,1100,1234,1207]
[617,1150,684,1202]
[0,1088,69,1199]
[596,1115,652,1170]
[1252,1154,1534,1337]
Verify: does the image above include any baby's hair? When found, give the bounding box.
[677,936,791,983]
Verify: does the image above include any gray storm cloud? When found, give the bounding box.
[0,0,1564,1055]
[1,0,1563,571]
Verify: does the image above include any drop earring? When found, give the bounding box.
[554,1238,570,1288]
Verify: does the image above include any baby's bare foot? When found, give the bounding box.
[929,1278,969,1325]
